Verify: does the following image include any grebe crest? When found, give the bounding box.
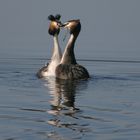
[55,20,89,80]
[37,14,62,78]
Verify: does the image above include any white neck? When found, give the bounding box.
[51,34,62,61]
[60,34,75,64]
[45,34,62,76]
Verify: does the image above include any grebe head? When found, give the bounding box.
[48,14,62,36]
[61,20,81,35]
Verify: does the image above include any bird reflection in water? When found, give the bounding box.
[45,78,79,115]
[44,77,88,129]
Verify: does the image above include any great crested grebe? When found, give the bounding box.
[37,14,62,78]
[55,20,90,80]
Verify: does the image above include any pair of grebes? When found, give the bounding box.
[37,14,90,80]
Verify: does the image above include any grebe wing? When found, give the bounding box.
[36,63,49,78]
[56,64,89,80]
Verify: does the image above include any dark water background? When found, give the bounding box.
[0,1,140,140]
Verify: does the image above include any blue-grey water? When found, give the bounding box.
[0,57,140,140]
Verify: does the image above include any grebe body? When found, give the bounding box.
[55,20,89,80]
[56,63,89,80]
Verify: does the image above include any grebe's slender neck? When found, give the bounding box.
[60,33,78,64]
[51,34,62,61]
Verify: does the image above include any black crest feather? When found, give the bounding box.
[55,14,61,20]
[48,15,55,21]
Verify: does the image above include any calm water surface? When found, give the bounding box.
[0,57,140,140]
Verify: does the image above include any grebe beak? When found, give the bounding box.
[59,22,69,28]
